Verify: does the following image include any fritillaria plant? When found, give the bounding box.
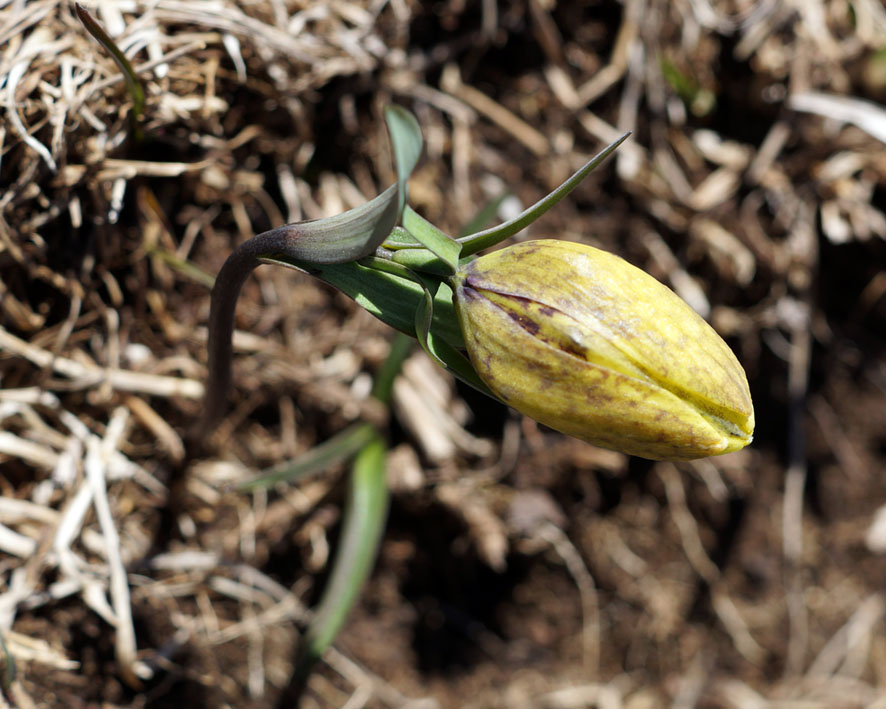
[199,106,753,677]
[75,1,752,687]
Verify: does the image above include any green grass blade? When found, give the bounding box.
[296,433,389,676]
[147,248,216,288]
[236,422,376,491]
[0,631,15,691]
[371,333,414,405]
[75,3,145,138]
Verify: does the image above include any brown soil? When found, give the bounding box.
[2,1,886,708]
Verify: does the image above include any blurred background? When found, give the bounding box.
[1,0,885,706]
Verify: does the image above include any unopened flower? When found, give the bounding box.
[453,240,754,461]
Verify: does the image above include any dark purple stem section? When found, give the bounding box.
[193,232,297,440]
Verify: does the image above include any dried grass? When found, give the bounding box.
[1,0,886,706]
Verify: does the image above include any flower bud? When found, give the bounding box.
[453,240,754,461]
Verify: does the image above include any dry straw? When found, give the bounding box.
[2,0,886,706]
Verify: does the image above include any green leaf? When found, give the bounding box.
[147,248,215,288]
[400,206,461,274]
[384,105,423,217]
[425,330,495,397]
[0,631,16,691]
[371,333,414,405]
[459,132,631,256]
[412,272,438,361]
[385,246,461,277]
[411,275,495,397]
[262,255,466,349]
[246,107,424,266]
[236,422,376,490]
[381,226,422,249]
[255,184,400,265]
[196,107,427,436]
[296,433,389,676]
[268,253,489,394]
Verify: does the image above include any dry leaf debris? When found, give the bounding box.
[1,0,885,706]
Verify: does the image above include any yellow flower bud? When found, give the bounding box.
[453,240,754,461]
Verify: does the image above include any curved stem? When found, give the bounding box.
[193,232,298,440]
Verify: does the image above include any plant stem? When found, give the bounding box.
[193,232,295,440]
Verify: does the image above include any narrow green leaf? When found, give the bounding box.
[296,433,389,675]
[458,132,631,255]
[261,255,466,349]
[411,275,495,396]
[236,422,376,490]
[268,252,487,394]
[0,632,15,691]
[384,106,423,216]
[412,274,438,362]
[371,333,413,405]
[75,3,145,139]
[425,330,495,397]
[401,206,461,274]
[387,247,460,277]
[147,248,215,288]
